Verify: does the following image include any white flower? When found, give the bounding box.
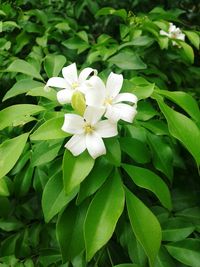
[62,106,118,159]
[160,23,185,46]
[85,72,138,123]
[45,63,97,104]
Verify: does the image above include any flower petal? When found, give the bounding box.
[95,120,118,138]
[84,76,106,107]
[160,30,169,37]
[114,93,138,104]
[65,134,86,156]
[62,63,78,84]
[86,132,106,159]
[84,106,105,125]
[46,77,69,89]
[105,103,137,123]
[169,23,176,33]
[78,67,97,83]
[62,114,84,134]
[106,72,123,98]
[178,33,185,41]
[57,89,73,104]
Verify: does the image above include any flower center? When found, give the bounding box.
[84,123,94,134]
[104,97,113,105]
[171,32,178,39]
[71,82,79,89]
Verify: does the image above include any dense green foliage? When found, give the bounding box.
[0,0,200,266]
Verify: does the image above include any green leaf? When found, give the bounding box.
[156,90,200,122]
[162,218,195,242]
[0,104,45,131]
[84,170,125,261]
[31,116,70,140]
[157,99,200,165]
[123,79,154,100]
[0,177,10,196]
[123,164,172,210]
[14,165,34,197]
[3,79,45,101]
[6,59,43,80]
[63,150,94,195]
[26,87,57,101]
[0,218,23,232]
[42,171,78,223]
[120,137,151,164]
[136,101,159,121]
[108,51,147,70]
[166,239,200,266]
[147,133,173,180]
[104,138,121,167]
[77,157,113,204]
[0,133,29,179]
[44,54,66,78]
[184,30,200,49]
[96,7,127,20]
[126,188,161,267]
[118,36,153,50]
[139,120,169,136]
[178,41,194,64]
[57,202,88,262]
[113,264,140,267]
[31,141,62,167]
[155,246,176,267]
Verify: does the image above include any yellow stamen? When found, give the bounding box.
[84,123,94,134]
[104,97,113,105]
[71,82,79,89]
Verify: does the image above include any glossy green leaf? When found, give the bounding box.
[0,177,10,197]
[44,54,66,78]
[26,87,57,101]
[42,171,77,223]
[31,141,62,167]
[31,116,69,140]
[0,133,29,179]
[184,30,200,49]
[0,104,45,131]
[147,133,173,180]
[139,120,169,135]
[113,264,140,267]
[156,90,200,122]
[166,239,200,266]
[123,164,172,210]
[57,202,88,262]
[0,218,23,232]
[178,41,194,64]
[104,138,121,167]
[155,246,176,267]
[125,188,162,267]
[77,157,113,204]
[84,170,125,261]
[136,101,159,121]
[63,150,94,195]
[120,137,151,164]
[3,79,44,101]
[96,7,127,20]
[6,59,43,80]
[14,165,34,197]
[162,218,195,242]
[108,51,146,70]
[157,99,200,165]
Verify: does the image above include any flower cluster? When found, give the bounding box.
[46,63,138,159]
[160,22,185,46]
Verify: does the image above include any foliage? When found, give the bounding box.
[0,1,200,267]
